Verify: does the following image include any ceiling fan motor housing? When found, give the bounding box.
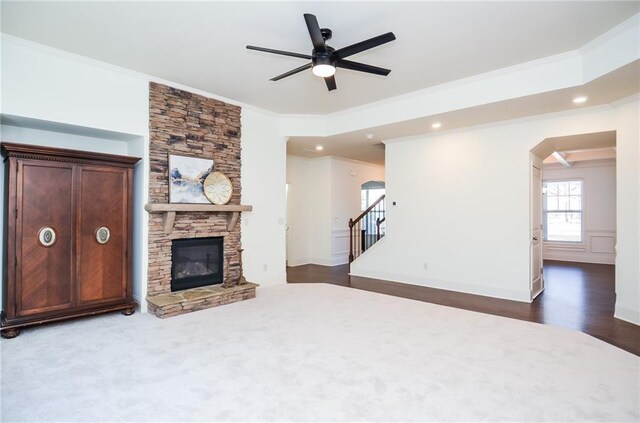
[312,47,335,67]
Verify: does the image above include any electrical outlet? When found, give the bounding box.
[263,264,268,271]
[423,262,428,271]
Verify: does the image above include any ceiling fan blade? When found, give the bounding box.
[270,63,312,81]
[324,75,337,91]
[335,59,391,76]
[304,13,325,51]
[247,45,311,60]
[334,32,396,60]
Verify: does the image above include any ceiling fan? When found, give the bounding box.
[246,13,396,91]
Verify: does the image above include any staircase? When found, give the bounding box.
[349,194,386,263]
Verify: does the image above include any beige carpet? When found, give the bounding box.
[1,283,638,422]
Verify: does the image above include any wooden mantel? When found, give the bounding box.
[144,204,253,234]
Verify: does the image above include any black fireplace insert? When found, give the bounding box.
[171,237,223,292]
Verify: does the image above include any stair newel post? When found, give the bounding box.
[348,217,354,263]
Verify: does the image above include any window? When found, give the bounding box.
[360,181,385,211]
[543,180,583,242]
[361,188,385,211]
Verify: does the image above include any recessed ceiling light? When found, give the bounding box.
[573,96,588,104]
[431,122,442,129]
[315,145,324,151]
[366,133,374,139]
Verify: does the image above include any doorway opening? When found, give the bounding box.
[529,131,617,321]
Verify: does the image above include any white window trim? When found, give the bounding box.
[542,177,585,245]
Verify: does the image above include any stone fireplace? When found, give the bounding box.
[145,82,256,318]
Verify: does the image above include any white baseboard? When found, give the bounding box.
[348,268,532,303]
[614,304,640,326]
[308,257,334,266]
[331,254,349,266]
[132,294,147,313]
[543,252,615,265]
[287,257,311,267]
[288,257,347,267]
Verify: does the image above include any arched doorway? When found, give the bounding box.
[529,131,617,323]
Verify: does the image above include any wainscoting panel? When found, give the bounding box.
[590,235,616,254]
[331,229,351,266]
[543,230,616,264]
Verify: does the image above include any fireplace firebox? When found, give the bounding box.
[171,237,224,292]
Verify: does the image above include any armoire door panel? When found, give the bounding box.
[77,167,128,305]
[17,162,74,316]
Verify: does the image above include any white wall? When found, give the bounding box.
[1,125,133,155]
[308,158,333,265]
[542,159,616,264]
[614,97,640,324]
[2,37,149,136]
[286,156,384,267]
[1,35,287,313]
[286,155,312,266]
[351,102,637,312]
[241,108,288,286]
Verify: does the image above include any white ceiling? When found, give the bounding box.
[543,131,617,153]
[542,131,617,165]
[288,61,639,165]
[543,148,616,165]
[2,1,638,114]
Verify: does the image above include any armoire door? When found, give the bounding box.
[16,160,75,316]
[76,166,129,305]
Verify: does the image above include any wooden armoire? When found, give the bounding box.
[1,143,140,338]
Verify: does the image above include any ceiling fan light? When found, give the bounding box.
[312,64,336,77]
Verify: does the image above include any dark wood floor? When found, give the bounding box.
[287,260,640,356]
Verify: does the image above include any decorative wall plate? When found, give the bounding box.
[203,172,233,205]
[38,227,56,247]
[95,226,111,245]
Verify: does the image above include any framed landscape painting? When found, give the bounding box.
[168,154,214,203]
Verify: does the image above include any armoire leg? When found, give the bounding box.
[1,327,21,339]
[121,307,135,316]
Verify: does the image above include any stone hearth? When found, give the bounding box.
[146,82,255,317]
[147,282,259,318]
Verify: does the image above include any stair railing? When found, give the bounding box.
[348,194,386,263]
